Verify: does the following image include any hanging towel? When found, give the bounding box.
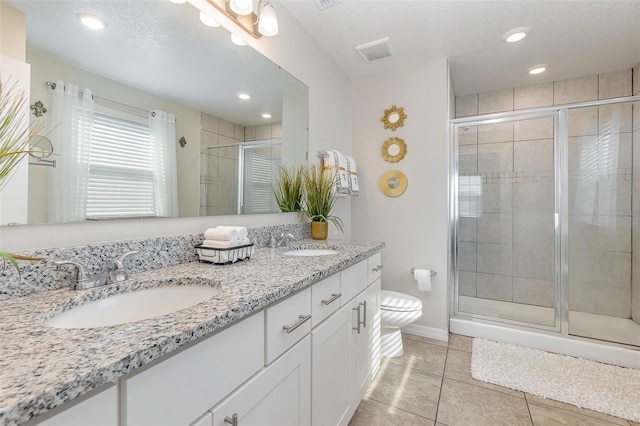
[325,150,349,194]
[345,155,359,196]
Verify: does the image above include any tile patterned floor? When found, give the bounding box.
[349,333,639,426]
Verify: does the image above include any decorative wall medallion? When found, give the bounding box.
[30,100,47,117]
[379,170,408,197]
[381,137,407,163]
[381,105,407,131]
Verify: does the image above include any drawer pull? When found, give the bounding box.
[224,414,238,426]
[282,314,311,334]
[359,300,367,328]
[321,293,342,306]
[371,265,383,272]
[352,305,361,334]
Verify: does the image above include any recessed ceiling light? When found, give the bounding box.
[502,27,530,43]
[199,11,220,28]
[528,65,547,75]
[76,13,107,30]
[231,34,247,46]
[238,93,251,100]
[262,113,272,119]
[168,0,187,3]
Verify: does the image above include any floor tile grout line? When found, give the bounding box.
[445,375,526,400]
[363,395,438,423]
[523,392,535,425]
[525,395,633,426]
[433,344,450,425]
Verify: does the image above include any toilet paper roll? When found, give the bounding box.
[413,268,432,292]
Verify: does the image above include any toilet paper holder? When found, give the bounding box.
[411,267,437,276]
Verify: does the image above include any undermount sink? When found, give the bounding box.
[45,285,220,329]
[283,248,339,256]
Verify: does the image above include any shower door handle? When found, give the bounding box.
[554,212,559,230]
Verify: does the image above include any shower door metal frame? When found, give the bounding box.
[449,95,640,336]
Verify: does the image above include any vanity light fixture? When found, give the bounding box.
[229,0,253,15]
[76,13,107,30]
[231,33,247,46]
[528,64,547,75]
[238,93,251,100]
[199,11,221,27]
[502,27,530,43]
[262,113,272,119]
[258,0,278,36]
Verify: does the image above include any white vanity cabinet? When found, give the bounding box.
[121,312,265,425]
[210,336,311,426]
[27,251,382,426]
[311,258,382,426]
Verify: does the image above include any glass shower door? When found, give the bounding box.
[454,113,559,329]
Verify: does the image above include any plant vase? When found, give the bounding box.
[310,221,328,240]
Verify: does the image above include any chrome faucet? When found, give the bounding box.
[54,251,138,290]
[268,232,295,248]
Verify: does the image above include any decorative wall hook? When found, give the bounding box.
[30,101,47,117]
[179,136,187,148]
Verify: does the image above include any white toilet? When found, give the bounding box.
[380,290,423,357]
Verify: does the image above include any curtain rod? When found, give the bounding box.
[45,81,154,117]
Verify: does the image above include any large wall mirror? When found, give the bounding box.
[5,0,309,226]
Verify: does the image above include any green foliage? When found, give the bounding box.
[0,80,44,274]
[273,165,304,212]
[301,164,343,233]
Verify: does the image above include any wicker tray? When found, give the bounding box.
[195,243,254,264]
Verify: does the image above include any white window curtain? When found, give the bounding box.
[148,110,178,217]
[47,80,95,223]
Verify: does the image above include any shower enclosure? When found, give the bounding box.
[204,140,281,215]
[450,96,640,354]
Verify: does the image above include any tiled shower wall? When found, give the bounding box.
[200,112,282,216]
[455,67,638,320]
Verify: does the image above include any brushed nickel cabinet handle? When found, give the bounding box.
[371,265,383,272]
[282,314,311,334]
[359,300,367,328]
[224,413,238,426]
[353,305,361,334]
[321,293,341,306]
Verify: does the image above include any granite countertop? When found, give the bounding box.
[0,239,383,426]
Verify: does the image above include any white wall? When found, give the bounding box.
[351,59,451,338]
[0,2,352,251]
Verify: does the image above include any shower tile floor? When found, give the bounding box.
[349,333,639,426]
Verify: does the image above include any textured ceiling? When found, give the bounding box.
[280,0,640,95]
[8,0,305,126]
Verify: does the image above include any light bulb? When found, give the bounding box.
[231,34,247,46]
[230,0,253,15]
[199,11,220,28]
[258,1,278,36]
[76,13,107,30]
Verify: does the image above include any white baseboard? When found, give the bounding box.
[401,324,449,342]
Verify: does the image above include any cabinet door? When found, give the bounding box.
[211,336,311,426]
[311,306,353,426]
[352,280,381,404]
[121,312,264,426]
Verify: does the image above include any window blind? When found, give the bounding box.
[242,146,280,214]
[86,109,156,218]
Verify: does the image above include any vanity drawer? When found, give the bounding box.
[121,312,264,426]
[265,288,311,364]
[339,259,368,306]
[368,251,383,284]
[311,274,341,327]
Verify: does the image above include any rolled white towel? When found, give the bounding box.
[204,227,239,243]
[216,226,248,240]
[201,240,237,249]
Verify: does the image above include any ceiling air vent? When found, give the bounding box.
[316,0,343,10]
[355,37,396,63]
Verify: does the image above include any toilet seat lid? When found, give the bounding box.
[380,290,422,312]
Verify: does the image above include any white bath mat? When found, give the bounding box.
[470,338,640,422]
